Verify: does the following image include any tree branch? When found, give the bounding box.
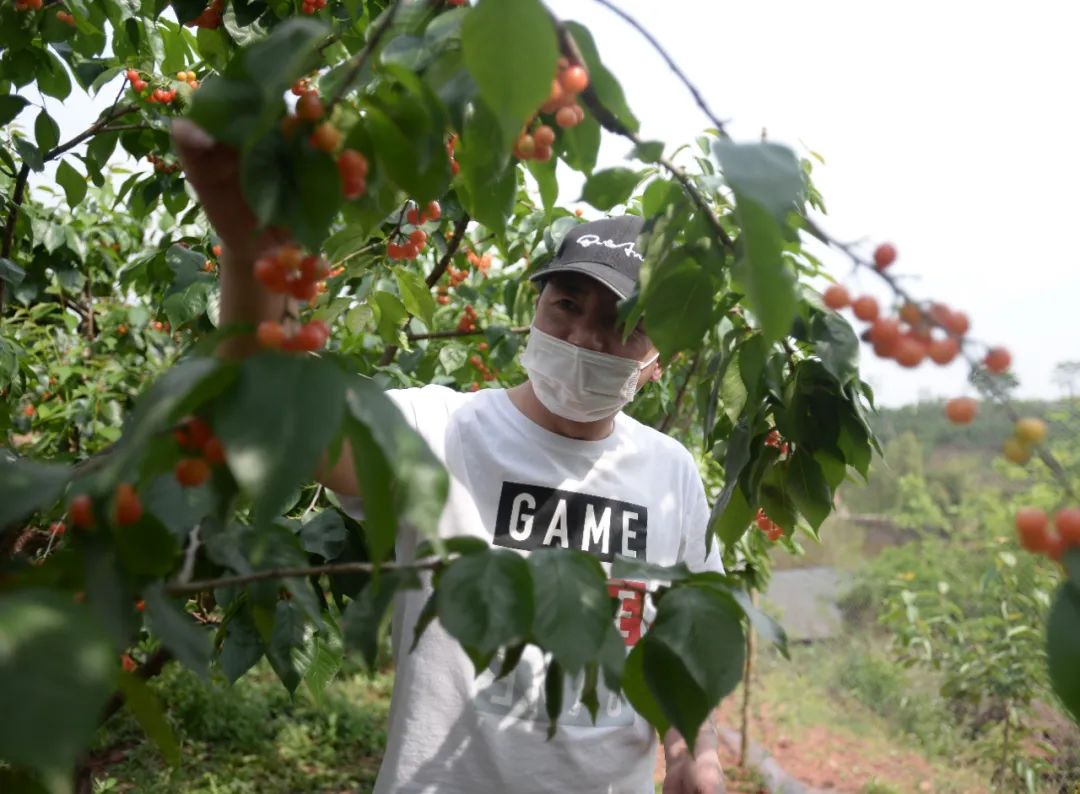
[165,557,443,596]
[587,0,729,137]
[379,214,471,366]
[406,324,529,342]
[326,0,403,112]
[554,23,734,252]
[658,351,700,433]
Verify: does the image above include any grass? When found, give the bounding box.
[91,657,393,794]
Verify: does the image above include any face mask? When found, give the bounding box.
[520,326,658,423]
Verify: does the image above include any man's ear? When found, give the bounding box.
[648,358,663,382]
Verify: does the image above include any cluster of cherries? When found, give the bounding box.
[300,0,328,13]
[146,153,179,174]
[754,509,784,543]
[56,8,75,24]
[283,88,369,198]
[173,416,227,487]
[385,201,442,260]
[469,349,496,384]
[69,484,141,529]
[437,247,491,304]
[13,0,43,10]
[1016,507,1080,562]
[456,304,479,333]
[252,244,332,352]
[175,70,200,90]
[185,0,223,28]
[126,69,193,103]
[512,58,589,161]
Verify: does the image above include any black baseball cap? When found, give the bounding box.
[528,215,644,299]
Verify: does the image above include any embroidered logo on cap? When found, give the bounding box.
[574,233,644,263]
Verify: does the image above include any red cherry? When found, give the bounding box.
[406,207,422,226]
[114,483,142,526]
[295,92,324,122]
[289,278,319,302]
[300,255,330,283]
[175,458,211,487]
[1055,508,1080,545]
[873,242,897,270]
[256,321,287,349]
[409,229,428,247]
[559,65,589,94]
[851,295,879,322]
[70,494,94,529]
[533,125,556,148]
[202,437,226,466]
[822,284,850,310]
[423,201,441,222]
[984,347,1011,374]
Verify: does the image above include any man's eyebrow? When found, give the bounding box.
[549,278,585,295]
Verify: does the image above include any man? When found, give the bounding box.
[173,119,725,794]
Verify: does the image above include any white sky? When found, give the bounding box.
[23,0,1080,406]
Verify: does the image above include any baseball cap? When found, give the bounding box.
[528,215,644,299]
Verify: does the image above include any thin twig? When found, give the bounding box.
[165,557,443,596]
[379,214,471,366]
[588,0,729,136]
[326,0,403,112]
[555,23,734,252]
[406,325,530,342]
[659,351,700,433]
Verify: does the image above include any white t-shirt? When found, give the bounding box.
[359,385,722,794]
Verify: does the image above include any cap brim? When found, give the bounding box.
[527,262,635,300]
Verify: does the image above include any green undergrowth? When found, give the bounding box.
[90,658,393,794]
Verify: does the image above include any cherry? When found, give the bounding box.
[898,302,922,326]
[851,295,879,322]
[126,69,139,83]
[49,521,66,536]
[873,242,897,270]
[56,10,75,25]
[944,396,977,425]
[203,437,226,466]
[254,257,289,293]
[300,255,330,283]
[984,346,1011,373]
[406,207,422,225]
[514,133,536,159]
[823,284,850,310]
[555,105,578,128]
[212,244,222,257]
[1015,507,1049,552]
[114,483,142,526]
[533,144,553,162]
[291,79,310,96]
[175,457,211,487]
[175,416,212,451]
[291,321,329,352]
[1002,437,1032,465]
[1014,417,1047,445]
[409,229,428,247]
[135,600,146,612]
[534,125,556,147]
[944,311,970,337]
[338,149,368,200]
[295,92,324,122]
[559,65,589,94]
[310,122,341,153]
[121,654,138,673]
[69,495,94,529]
[869,317,901,348]
[927,336,960,366]
[257,321,287,349]
[22,404,34,418]
[423,201,441,222]
[290,278,319,302]
[1056,508,1080,545]
[893,336,926,368]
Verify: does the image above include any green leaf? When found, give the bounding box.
[343,571,413,671]
[462,0,558,149]
[707,419,752,544]
[0,457,70,533]
[544,657,564,739]
[34,110,60,154]
[116,672,181,765]
[14,137,43,172]
[732,196,797,345]
[265,599,306,693]
[457,98,515,232]
[144,583,212,680]
[711,483,754,548]
[580,167,641,211]
[642,585,745,748]
[300,509,348,561]
[1047,581,1080,723]
[629,140,663,163]
[38,49,72,100]
[114,513,180,577]
[55,158,88,208]
[219,607,265,683]
[527,156,559,213]
[811,311,859,386]
[713,140,803,225]
[369,289,410,345]
[216,354,346,527]
[0,95,29,126]
[527,549,610,675]
[784,448,832,532]
[438,342,468,374]
[344,377,449,561]
[186,75,266,148]
[163,279,214,328]
[245,17,327,98]
[563,22,639,134]
[299,628,344,708]
[0,257,26,286]
[639,256,715,360]
[610,557,691,583]
[436,549,534,665]
[621,641,669,735]
[0,590,114,774]
[558,113,601,174]
[395,268,436,329]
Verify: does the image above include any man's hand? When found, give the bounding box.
[171,119,288,263]
[663,724,725,794]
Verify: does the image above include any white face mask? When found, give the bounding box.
[520,326,659,423]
